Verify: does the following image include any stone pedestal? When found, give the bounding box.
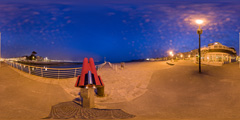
[80,87,95,108]
[97,86,104,97]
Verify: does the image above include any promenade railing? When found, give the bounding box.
[5,61,107,79]
[5,61,82,79]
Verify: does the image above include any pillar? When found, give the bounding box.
[222,54,223,63]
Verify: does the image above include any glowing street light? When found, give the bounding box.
[196,20,203,25]
[196,19,203,73]
[169,51,174,62]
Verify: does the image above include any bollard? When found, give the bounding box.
[97,86,104,97]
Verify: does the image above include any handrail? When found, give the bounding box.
[5,61,84,79]
[14,64,82,70]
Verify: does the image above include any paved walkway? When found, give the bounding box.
[0,63,74,119]
[100,61,240,120]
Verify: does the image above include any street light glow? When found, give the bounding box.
[196,19,203,25]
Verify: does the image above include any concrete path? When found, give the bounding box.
[0,63,74,119]
[101,61,240,120]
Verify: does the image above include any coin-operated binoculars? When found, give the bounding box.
[75,58,104,108]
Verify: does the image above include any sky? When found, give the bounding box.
[0,0,240,62]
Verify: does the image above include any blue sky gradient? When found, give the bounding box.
[0,0,240,62]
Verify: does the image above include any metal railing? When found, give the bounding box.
[5,61,82,79]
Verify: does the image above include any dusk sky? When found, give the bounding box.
[1,0,240,62]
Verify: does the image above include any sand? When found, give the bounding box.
[8,60,172,104]
[4,60,240,119]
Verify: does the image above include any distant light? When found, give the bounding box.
[146,58,150,61]
[196,19,203,25]
[214,42,218,45]
[44,57,48,61]
[188,55,191,58]
[44,66,48,71]
[181,54,183,58]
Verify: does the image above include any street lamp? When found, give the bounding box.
[0,32,1,67]
[169,51,174,62]
[196,19,203,73]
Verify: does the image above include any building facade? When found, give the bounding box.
[199,42,236,65]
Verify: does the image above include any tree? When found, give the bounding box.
[28,51,37,60]
[31,51,37,56]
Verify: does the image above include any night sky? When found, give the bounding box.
[1,0,240,62]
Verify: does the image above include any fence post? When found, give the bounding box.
[28,66,31,74]
[74,68,77,77]
[41,68,43,77]
[58,70,59,79]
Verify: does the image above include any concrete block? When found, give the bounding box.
[80,87,95,108]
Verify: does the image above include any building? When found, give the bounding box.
[184,42,237,66]
[200,42,236,65]
[175,42,237,66]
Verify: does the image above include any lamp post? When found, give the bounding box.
[196,20,203,73]
[0,32,1,67]
[169,51,174,62]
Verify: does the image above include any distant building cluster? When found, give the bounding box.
[15,51,49,62]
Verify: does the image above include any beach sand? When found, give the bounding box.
[8,61,172,104]
[4,60,240,119]
[95,61,172,103]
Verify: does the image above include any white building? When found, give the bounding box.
[199,42,236,66]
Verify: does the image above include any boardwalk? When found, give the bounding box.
[0,63,73,119]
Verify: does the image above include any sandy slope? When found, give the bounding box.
[0,63,73,119]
